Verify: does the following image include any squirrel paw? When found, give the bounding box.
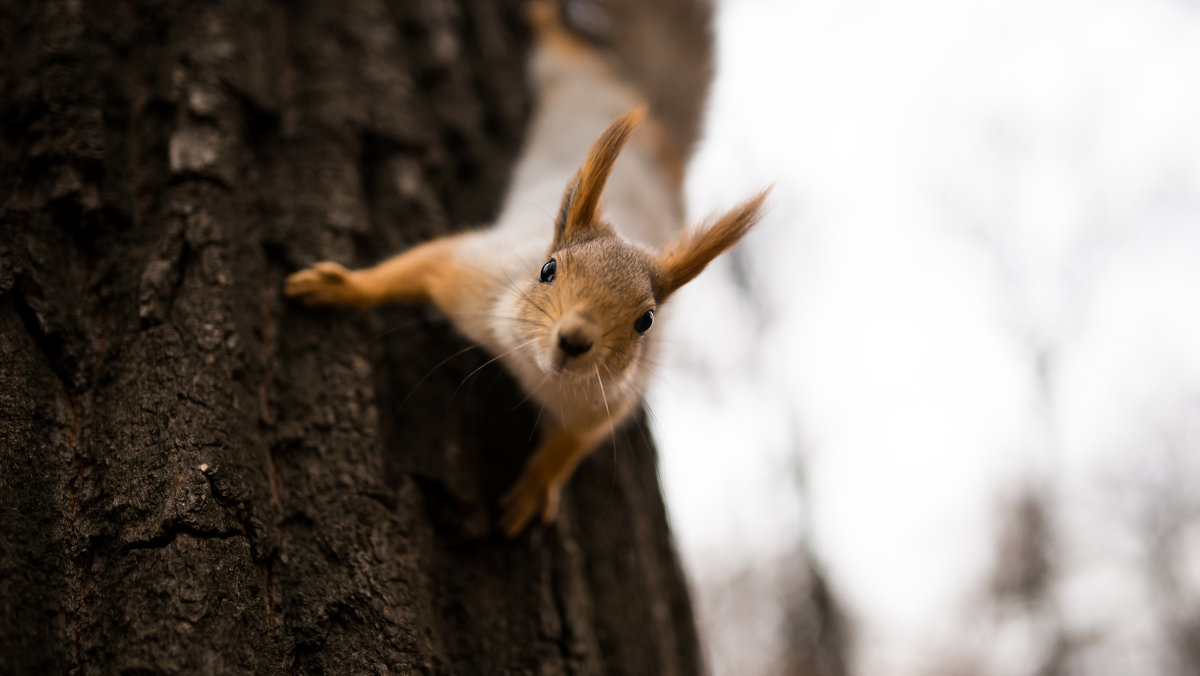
[498,469,562,537]
[284,262,363,307]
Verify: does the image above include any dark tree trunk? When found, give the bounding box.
[0,1,702,673]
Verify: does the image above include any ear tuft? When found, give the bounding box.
[555,107,647,245]
[656,188,770,300]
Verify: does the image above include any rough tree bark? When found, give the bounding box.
[0,1,702,673]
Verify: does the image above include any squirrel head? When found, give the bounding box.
[513,108,770,382]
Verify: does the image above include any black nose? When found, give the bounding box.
[558,333,592,358]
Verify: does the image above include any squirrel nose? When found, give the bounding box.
[557,331,593,358]
[555,310,598,359]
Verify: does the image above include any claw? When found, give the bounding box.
[284,261,360,306]
[499,469,562,537]
[312,261,350,281]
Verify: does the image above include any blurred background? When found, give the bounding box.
[650,0,1200,673]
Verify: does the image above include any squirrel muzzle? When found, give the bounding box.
[551,310,600,367]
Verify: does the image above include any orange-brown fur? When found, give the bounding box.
[285,234,474,310]
[656,190,770,300]
[527,0,594,62]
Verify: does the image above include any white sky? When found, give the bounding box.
[652,0,1200,673]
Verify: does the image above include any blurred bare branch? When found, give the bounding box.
[990,488,1053,609]
[777,549,852,676]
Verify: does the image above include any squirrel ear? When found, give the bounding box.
[655,189,770,301]
[554,108,646,246]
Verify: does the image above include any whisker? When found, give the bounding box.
[595,364,616,441]
[394,343,481,413]
[445,310,543,328]
[453,257,520,290]
[602,325,631,339]
[640,398,664,437]
[450,338,538,403]
[529,405,545,442]
[624,404,656,466]
[593,363,621,533]
[557,379,566,427]
[370,307,543,352]
[509,369,551,412]
[526,298,555,322]
[514,200,555,223]
[369,316,443,343]
[629,400,663,469]
[634,354,670,369]
[639,364,678,395]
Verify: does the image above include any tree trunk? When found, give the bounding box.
[0,1,702,673]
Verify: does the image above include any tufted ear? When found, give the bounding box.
[655,189,770,301]
[553,107,646,247]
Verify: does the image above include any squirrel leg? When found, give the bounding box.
[285,234,468,309]
[499,421,608,537]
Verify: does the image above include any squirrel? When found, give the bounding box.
[285,0,768,536]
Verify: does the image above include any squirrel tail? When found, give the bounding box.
[537,0,716,164]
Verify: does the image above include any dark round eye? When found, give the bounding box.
[634,309,654,335]
[539,259,556,283]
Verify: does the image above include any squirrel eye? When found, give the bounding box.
[540,259,556,283]
[634,309,654,335]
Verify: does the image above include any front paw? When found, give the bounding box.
[499,469,562,537]
[285,262,362,307]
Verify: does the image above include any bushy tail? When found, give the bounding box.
[554,0,715,163]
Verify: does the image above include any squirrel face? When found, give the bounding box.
[516,232,659,380]
[512,108,769,383]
